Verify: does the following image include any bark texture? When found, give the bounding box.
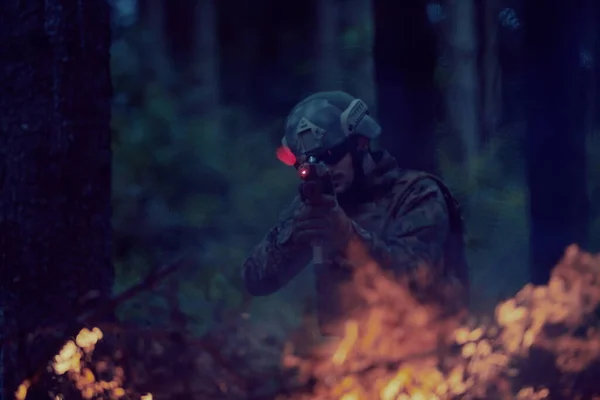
[0,0,113,397]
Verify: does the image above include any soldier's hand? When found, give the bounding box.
[293,195,354,249]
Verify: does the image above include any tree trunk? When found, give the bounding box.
[194,0,221,119]
[189,0,225,174]
[524,0,590,284]
[0,0,113,397]
[316,0,342,91]
[497,1,526,128]
[221,0,258,107]
[373,0,439,173]
[596,2,600,133]
[481,0,503,141]
[582,0,598,136]
[445,0,480,175]
[139,0,173,85]
[340,0,377,112]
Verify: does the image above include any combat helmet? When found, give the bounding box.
[282,91,381,162]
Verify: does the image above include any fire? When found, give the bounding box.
[14,380,31,400]
[53,327,103,375]
[15,326,154,400]
[50,327,126,399]
[332,321,359,365]
[11,245,600,399]
[284,245,600,399]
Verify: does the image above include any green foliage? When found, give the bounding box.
[111,27,297,331]
[437,125,600,307]
[437,127,529,304]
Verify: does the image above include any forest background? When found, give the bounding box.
[1,0,600,398]
[110,0,600,333]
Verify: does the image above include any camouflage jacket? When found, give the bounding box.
[242,151,468,335]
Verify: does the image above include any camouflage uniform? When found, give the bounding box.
[242,92,468,335]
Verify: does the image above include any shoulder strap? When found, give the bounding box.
[386,171,470,302]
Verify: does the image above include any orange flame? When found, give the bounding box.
[284,244,600,399]
[16,326,154,400]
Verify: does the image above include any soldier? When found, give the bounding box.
[242,91,469,335]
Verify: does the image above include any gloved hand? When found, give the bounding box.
[292,194,354,251]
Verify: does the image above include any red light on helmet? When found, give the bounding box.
[276,146,296,166]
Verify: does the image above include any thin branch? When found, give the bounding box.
[5,252,194,399]
[0,252,192,348]
[79,251,193,324]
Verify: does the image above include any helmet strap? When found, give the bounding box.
[356,136,369,151]
[336,139,377,207]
